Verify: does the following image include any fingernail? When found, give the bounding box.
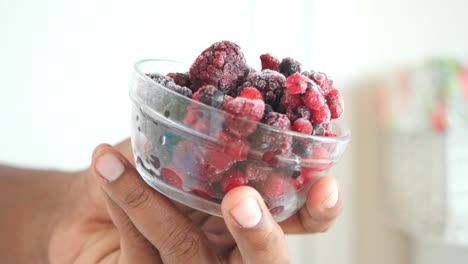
[96,153,124,182]
[230,197,262,228]
[322,182,338,209]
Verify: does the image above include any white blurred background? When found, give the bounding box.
[1,0,467,263]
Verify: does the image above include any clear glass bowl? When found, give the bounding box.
[129,59,350,222]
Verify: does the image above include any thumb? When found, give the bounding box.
[221,186,290,264]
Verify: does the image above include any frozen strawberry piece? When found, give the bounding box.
[304,86,326,111]
[292,118,313,134]
[260,53,280,71]
[326,88,344,119]
[286,73,309,94]
[160,166,183,189]
[244,162,272,182]
[262,172,291,199]
[222,170,248,193]
[311,104,331,124]
[240,86,264,100]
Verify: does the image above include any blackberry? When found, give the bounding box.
[279,57,302,77]
[189,40,249,95]
[260,53,280,71]
[173,72,191,88]
[197,85,225,109]
[147,73,192,98]
[237,70,286,106]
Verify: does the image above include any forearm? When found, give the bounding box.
[0,165,77,263]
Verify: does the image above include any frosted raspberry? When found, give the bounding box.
[326,88,344,119]
[304,86,326,111]
[239,86,263,100]
[286,73,309,94]
[311,104,331,124]
[292,118,313,134]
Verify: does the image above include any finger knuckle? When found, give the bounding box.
[123,183,150,210]
[160,224,201,259]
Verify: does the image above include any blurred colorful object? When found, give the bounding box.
[379,58,468,246]
[378,58,468,133]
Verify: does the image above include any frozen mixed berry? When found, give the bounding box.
[240,86,264,100]
[302,70,334,96]
[260,53,280,71]
[324,131,337,137]
[172,141,204,177]
[166,72,176,78]
[197,85,225,109]
[292,118,313,134]
[147,73,193,98]
[173,72,191,88]
[291,175,305,191]
[222,170,248,193]
[262,104,274,120]
[224,95,234,105]
[189,40,249,94]
[263,112,291,130]
[292,140,313,158]
[296,105,312,120]
[213,130,250,161]
[326,88,344,119]
[262,172,290,199]
[244,162,272,182]
[279,57,302,77]
[237,70,286,105]
[281,93,303,112]
[203,147,235,180]
[160,167,183,189]
[224,97,265,122]
[304,86,326,111]
[286,73,309,94]
[311,104,331,124]
[312,123,326,136]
